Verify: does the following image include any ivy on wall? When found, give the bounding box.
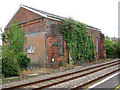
[62,18,95,62]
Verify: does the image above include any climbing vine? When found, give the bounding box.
[62,18,95,62]
[87,35,95,61]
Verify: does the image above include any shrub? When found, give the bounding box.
[105,36,120,58]
[59,62,63,67]
[2,58,20,78]
[17,53,30,70]
[2,19,30,77]
[2,49,20,78]
[117,42,120,58]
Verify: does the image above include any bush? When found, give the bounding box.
[17,53,30,70]
[2,50,30,77]
[2,57,20,78]
[117,42,120,58]
[2,50,20,78]
[59,62,63,67]
[105,36,120,58]
[2,19,31,77]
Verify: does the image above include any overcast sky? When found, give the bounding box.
[0,0,119,38]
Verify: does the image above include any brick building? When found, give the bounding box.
[5,5,106,68]
[110,37,118,42]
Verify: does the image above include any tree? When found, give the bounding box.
[117,41,120,58]
[112,41,120,58]
[2,19,30,77]
[2,20,25,53]
[105,36,116,58]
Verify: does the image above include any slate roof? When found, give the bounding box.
[5,4,100,30]
[22,4,66,21]
[110,37,118,41]
[21,5,101,30]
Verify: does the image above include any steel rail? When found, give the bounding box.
[71,68,120,90]
[32,62,120,89]
[2,60,120,90]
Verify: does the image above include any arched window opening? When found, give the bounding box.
[95,38,98,53]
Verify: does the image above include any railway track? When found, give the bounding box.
[2,59,120,90]
[71,68,120,90]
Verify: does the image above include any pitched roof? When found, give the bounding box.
[21,5,100,30]
[110,37,118,41]
[5,4,101,30]
[21,4,66,21]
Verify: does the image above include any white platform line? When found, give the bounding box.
[88,71,120,88]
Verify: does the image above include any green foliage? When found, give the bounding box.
[2,59,19,78]
[17,53,30,70]
[59,61,63,67]
[87,35,95,61]
[62,18,95,62]
[2,48,20,78]
[105,36,119,58]
[2,20,25,53]
[117,41,120,58]
[2,19,30,77]
[112,40,120,58]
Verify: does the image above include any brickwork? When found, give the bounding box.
[100,36,106,59]
[5,6,106,68]
[87,28,106,60]
[25,31,47,67]
[45,18,68,68]
[6,7,40,28]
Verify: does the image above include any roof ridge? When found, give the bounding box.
[21,5,101,30]
[21,4,66,21]
[5,4,101,30]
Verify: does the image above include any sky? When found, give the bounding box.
[0,0,119,39]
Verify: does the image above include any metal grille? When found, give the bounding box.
[57,34,63,56]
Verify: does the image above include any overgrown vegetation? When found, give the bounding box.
[105,36,120,58]
[2,49,20,77]
[2,19,30,78]
[62,18,95,62]
[17,53,30,70]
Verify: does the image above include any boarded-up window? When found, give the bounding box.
[57,34,63,56]
[50,23,57,36]
[25,36,27,45]
[95,38,98,53]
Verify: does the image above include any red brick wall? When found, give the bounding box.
[6,7,40,28]
[87,28,106,60]
[44,18,68,68]
[25,32,47,65]
[100,36,106,59]
[24,19,47,34]
[5,6,106,68]
[22,16,68,67]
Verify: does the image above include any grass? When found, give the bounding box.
[2,63,76,84]
[2,58,114,84]
[20,63,76,76]
[20,58,114,76]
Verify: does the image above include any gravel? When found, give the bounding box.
[49,65,119,88]
[2,59,119,89]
